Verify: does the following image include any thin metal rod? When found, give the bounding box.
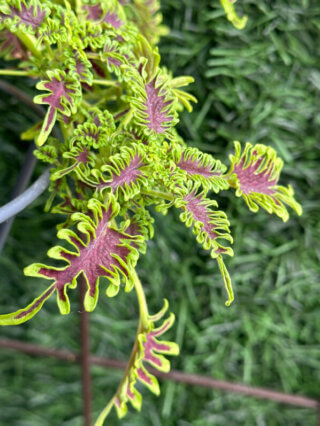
[79,277,92,426]
[0,79,61,251]
[0,142,37,252]
[0,338,318,410]
[0,169,50,224]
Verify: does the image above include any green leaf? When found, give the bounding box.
[227,141,303,222]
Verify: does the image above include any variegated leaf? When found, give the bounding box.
[0,0,48,32]
[126,65,178,137]
[0,197,143,325]
[72,109,116,149]
[173,146,229,193]
[175,184,234,306]
[97,299,179,423]
[83,2,125,29]
[92,144,148,201]
[101,39,133,79]
[227,141,302,222]
[51,144,95,181]
[34,70,81,146]
[175,185,233,258]
[65,48,93,85]
[129,0,168,45]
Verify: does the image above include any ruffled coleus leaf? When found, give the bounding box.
[219,0,248,30]
[34,69,81,146]
[129,0,168,45]
[92,144,148,201]
[72,109,116,149]
[96,299,179,423]
[38,17,68,45]
[51,143,96,181]
[134,35,160,83]
[227,141,303,222]
[174,184,234,306]
[101,38,133,80]
[0,197,143,326]
[0,0,48,32]
[33,143,58,164]
[78,21,110,50]
[126,65,178,137]
[65,48,93,85]
[172,146,229,193]
[83,1,126,29]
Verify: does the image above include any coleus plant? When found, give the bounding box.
[0,0,302,424]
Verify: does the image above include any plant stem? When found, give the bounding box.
[0,69,33,76]
[15,31,41,59]
[92,79,118,87]
[94,269,149,425]
[86,52,100,60]
[132,268,149,327]
[142,189,174,201]
[95,398,115,426]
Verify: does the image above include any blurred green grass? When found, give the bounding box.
[1,1,320,425]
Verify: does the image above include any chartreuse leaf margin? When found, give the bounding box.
[227,141,302,222]
[0,0,302,424]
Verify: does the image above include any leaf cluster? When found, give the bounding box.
[0,0,304,423]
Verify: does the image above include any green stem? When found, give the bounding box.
[59,122,69,142]
[94,269,149,425]
[0,69,33,77]
[95,398,115,426]
[92,79,119,87]
[86,52,100,60]
[81,99,92,110]
[132,268,149,327]
[15,31,41,59]
[141,189,174,202]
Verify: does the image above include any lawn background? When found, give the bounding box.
[0,1,320,425]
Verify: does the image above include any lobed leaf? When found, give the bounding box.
[101,38,133,79]
[174,184,234,306]
[0,197,143,325]
[51,144,96,181]
[33,143,58,165]
[126,64,178,137]
[172,146,229,193]
[38,17,68,45]
[92,144,148,201]
[83,1,126,29]
[72,109,116,149]
[97,299,179,422]
[175,185,233,258]
[129,0,168,45]
[34,69,81,146]
[227,141,302,222]
[65,48,93,85]
[0,0,48,32]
